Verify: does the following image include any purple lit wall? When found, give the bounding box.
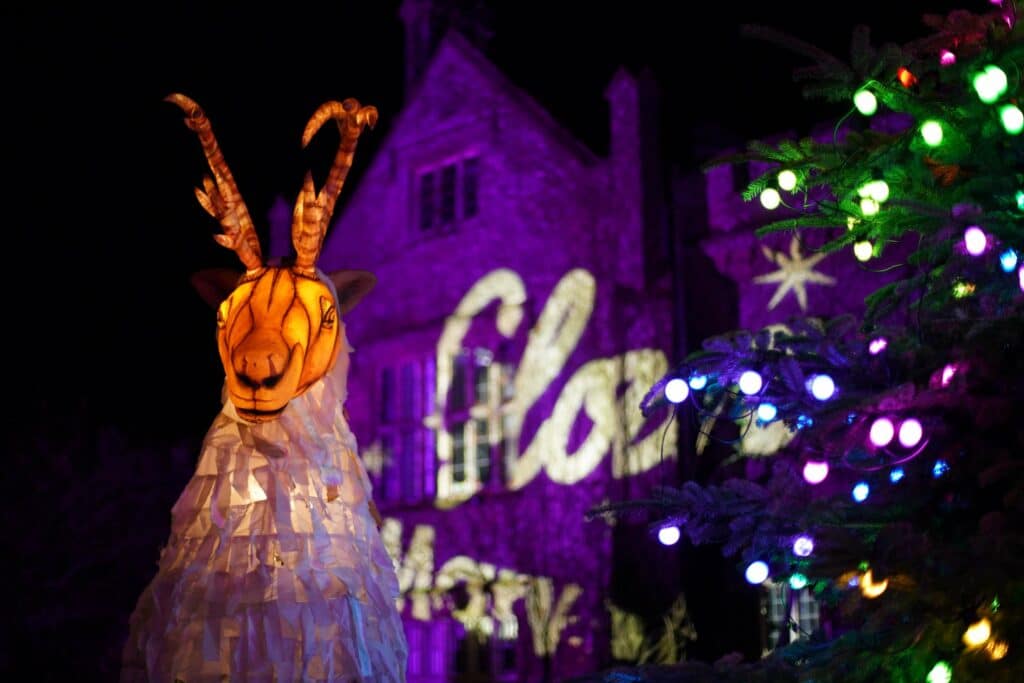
[314,33,679,681]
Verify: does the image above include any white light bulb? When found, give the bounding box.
[778,170,798,191]
[738,371,763,395]
[745,561,769,584]
[760,188,782,210]
[807,374,836,401]
[657,526,681,546]
[664,378,689,404]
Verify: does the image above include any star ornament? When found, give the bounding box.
[753,237,836,311]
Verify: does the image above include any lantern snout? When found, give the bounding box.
[224,330,305,422]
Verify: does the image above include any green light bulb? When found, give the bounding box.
[854,89,878,116]
[926,661,952,683]
[1016,190,1024,211]
[921,120,944,147]
[778,170,798,192]
[1000,104,1024,135]
[973,65,1008,104]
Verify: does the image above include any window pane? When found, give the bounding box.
[463,156,479,218]
[440,164,456,225]
[473,359,489,405]
[400,362,415,421]
[475,419,490,485]
[419,172,435,231]
[452,421,466,483]
[450,352,468,411]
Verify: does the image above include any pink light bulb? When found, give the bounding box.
[940,50,956,66]
[964,226,988,256]
[941,364,957,387]
[868,338,887,355]
[898,418,923,448]
[869,417,895,447]
[803,461,829,484]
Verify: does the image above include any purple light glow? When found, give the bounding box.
[869,337,888,355]
[964,226,988,256]
[941,364,957,387]
[803,461,829,484]
[1019,265,1024,292]
[940,50,956,66]
[898,418,923,448]
[869,417,895,447]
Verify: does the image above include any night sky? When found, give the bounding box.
[4,1,968,679]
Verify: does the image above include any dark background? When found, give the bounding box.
[2,1,967,679]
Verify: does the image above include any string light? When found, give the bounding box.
[688,374,708,390]
[852,482,870,502]
[920,120,944,147]
[1016,189,1024,211]
[999,103,1024,134]
[986,640,1009,660]
[760,188,782,210]
[973,64,1008,103]
[952,281,976,298]
[926,661,952,683]
[940,49,956,66]
[860,569,888,598]
[860,197,880,216]
[853,89,878,116]
[999,248,1018,272]
[803,461,829,484]
[664,378,689,404]
[933,460,950,478]
[792,535,815,557]
[868,337,888,355]
[807,374,836,401]
[657,526,681,546]
[756,402,778,422]
[869,417,895,447]
[854,241,873,262]
[738,370,764,395]
[964,226,988,256]
[778,170,798,191]
[897,418,923,448]
[889,467,905,483]
[896,66,917,88]
[788,573,808,590]
[962,617,992,648]
[745,561,769,584]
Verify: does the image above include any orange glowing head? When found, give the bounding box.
[169,93,377,421]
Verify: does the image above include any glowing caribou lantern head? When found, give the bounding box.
[168,93,377,422]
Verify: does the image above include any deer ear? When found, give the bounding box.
[329,269,377,314]
[190,268,242,309]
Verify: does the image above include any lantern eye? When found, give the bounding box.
[320,297,336,329]
[216,300,229,328]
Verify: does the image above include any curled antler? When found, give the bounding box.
[292,98,377,274]
[165,93,264,273]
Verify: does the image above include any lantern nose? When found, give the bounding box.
[233,330,291,390]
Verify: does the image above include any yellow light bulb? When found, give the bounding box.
[963,617,992,648]
[860,569,888,598]
[986,639,1009,660]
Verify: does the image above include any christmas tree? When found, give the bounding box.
[590,2,1024,681]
